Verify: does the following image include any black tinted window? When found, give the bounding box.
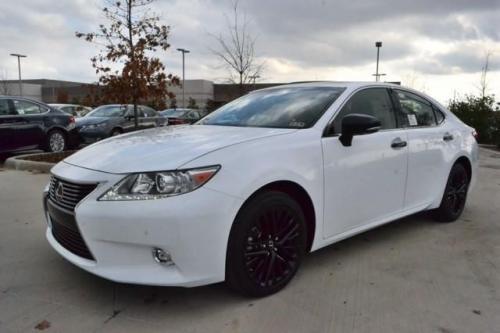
[13,100,45,115]
[201,87,345,129]
[88,105,127,117]
[333,88,396,134]
[0,99,11,115]
[395,91,436,127]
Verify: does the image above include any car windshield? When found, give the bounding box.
[87,105,127,117]
[199,87,345,128]
[161,110,188,117]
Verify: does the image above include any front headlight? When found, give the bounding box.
[99,165,220,201]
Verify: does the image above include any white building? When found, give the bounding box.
[167,79,214,108]
[0,81,42,100]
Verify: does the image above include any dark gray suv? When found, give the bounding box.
[76,104,165,143]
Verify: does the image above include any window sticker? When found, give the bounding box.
[408,114,418,126]
[289,120,305,128]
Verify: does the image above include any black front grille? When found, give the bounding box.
[51,217,95,260]
[48,176,97,211]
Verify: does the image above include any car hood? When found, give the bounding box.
[63,125,296,173]
[75,117,109,126]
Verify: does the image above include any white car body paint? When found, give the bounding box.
[44,82,478,287]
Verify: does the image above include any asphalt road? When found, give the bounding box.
[1,148,499,333]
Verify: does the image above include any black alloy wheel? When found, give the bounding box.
[433,163,469,222]
[226,191,307,297]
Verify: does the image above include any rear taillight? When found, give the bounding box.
[69,116,75,124]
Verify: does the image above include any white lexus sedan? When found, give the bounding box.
[43,82,478,296]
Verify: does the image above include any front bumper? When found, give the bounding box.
[43,162,243,287]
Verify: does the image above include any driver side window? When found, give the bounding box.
[332,88,396,134]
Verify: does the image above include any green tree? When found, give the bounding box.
[187,97,198,109]
[449,95,499,145]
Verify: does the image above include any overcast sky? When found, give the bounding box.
[0,0,499,104]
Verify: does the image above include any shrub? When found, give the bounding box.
[449,95,499,144]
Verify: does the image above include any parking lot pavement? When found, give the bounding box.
[0,149,499,333]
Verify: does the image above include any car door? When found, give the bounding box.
[392,89,449,209]
[123,105,138,132]
[0,98,21,152]
[11,99,47,150]
[322,87,409,238]
[140,106,159,128]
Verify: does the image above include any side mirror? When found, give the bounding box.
[339,113,381,147]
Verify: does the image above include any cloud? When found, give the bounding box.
[0,0,499,103]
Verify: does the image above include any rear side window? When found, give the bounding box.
[395,91,436,127]
[433,106,445,124]
[333,88,396,134]
[13,100,46,115]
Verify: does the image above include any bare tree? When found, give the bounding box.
[402,71,427,93]
[478,51,492,98]
[210,0,263,95]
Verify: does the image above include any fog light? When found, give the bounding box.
[152,248,174,266]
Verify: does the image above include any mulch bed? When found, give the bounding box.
[16,151,76,164]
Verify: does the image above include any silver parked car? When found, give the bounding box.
[76,104,166,143]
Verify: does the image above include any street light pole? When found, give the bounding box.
[176,48,190,108]
[372,42,385,82]
[10,53,27,96]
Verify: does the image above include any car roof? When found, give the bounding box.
[254,81,399,92]
[161,108,193,112]
[49,103,80,106]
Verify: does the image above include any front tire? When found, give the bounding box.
[226,191,307,297]
[46,130,67,153]
[432,163,469,222]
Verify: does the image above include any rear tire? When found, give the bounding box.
[226,191,307,297]
[432,163,469,222]
[46,130,67,153]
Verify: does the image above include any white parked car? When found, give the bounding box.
[49,104,92,117]
[43,82,478,296]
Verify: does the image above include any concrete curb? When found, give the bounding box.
[4,151,74,173]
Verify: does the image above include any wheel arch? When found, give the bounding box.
[453,155,472,183]
[45,125,68,136]
[110,126,124,135]
[235,180,316,252]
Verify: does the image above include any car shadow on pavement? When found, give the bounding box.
[43,211,440,318]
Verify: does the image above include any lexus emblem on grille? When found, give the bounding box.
[55,182,64,202]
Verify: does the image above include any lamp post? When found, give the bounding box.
[176,48,190,108]
[372,42,385,82]
[10,53,27,96]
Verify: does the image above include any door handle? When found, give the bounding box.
[443,133,454,141]
[391,137,407,149]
